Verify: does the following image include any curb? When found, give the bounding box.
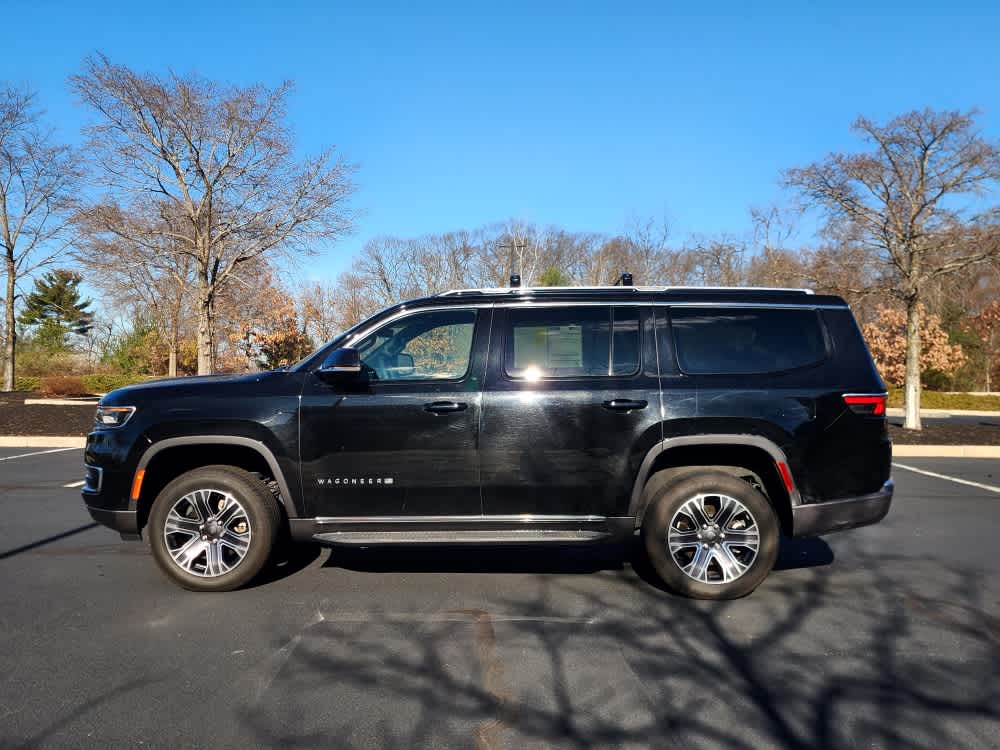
[893,445,1000,458]
[23,398,99,406]
[886,407,1000,418]
[0,436,86,448]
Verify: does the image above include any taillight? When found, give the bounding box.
[843,393,887,416]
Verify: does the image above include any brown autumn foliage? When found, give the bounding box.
[863,306,966,387]
[219,271,312,371]
[970,300,1000,391]
[38,375,89,397]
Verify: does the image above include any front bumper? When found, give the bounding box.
[791,479,893,537]
[86,505,141,540]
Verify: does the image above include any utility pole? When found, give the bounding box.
[498,239,529,286]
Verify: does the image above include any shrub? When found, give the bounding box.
[101,321,161,376]
[8,373,157,395]
[81,374,153,393]
[887,389,1000,411]
[13,376,41,393]
[38,375,90,397]
[15,346,79,377]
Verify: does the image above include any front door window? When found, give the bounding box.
[355,309,477,382]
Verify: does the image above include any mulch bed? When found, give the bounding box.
[888,420,1000,445]
[1,390,998,444]
[0,392,96,436]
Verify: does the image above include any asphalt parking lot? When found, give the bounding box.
[1,449,998,749]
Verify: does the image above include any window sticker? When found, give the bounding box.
[547,325,583,368]
[513,324,584,370]
[513,325,548,370]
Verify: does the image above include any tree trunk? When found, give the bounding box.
[168,335,178,377]
[196,282,215,376]
[903,296,922,430]
[3,258,15,392]
[167,307,179,377]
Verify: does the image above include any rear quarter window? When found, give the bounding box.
[671,307,827,375]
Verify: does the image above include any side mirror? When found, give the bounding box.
[318,347,361,379]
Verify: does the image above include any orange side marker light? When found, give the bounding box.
[130,469,146,501]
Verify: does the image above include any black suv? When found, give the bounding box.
[82,283,893,599]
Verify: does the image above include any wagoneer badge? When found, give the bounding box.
[316,477,394,486]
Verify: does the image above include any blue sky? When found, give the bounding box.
[2,0,999,281]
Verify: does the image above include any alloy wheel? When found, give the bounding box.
[667,492,760,584]
[162,488,252,578]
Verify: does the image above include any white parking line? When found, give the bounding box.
[892,462,1000,494]
[0,447,80,462]
[63,480,85,488]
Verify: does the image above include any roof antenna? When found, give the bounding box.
[615,272,633,287]
[509,274,521,288]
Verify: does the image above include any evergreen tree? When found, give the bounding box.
[17,269,94,349]
[537,267,573,287]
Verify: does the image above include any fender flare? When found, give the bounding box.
[628,434,801,519]
[135,435,299,515]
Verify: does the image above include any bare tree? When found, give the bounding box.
[685,236,747,286]
[71,54,356,374]
[298,279,343,344]
[77,204,194,376]
[0,85,81,390]
[330,270,378,329]
[786,109,1000,429]
[481,220,545,287]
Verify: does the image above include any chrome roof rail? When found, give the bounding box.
[438,285,815,296]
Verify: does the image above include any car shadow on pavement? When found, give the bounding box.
[324,541,628,576]
[246,541,325,589]
[320,536,833,580]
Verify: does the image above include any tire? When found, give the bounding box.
[641,470,779,600]
[148,465,282,592]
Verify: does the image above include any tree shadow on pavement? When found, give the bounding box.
[232,536,1000,750]
[239,551,999,749]
[0,522,99,560]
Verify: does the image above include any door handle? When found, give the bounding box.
[424,401,468,414]
[602,399,648,413]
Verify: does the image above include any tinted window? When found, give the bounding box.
[505,306,639,378]
[355,309,476,381]
[671,308,826,374]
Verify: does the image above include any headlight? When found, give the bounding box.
[94,405,136,428]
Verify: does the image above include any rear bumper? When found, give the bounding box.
[86,505,141,540]
[791,480,893,537]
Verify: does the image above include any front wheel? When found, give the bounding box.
[641,471,779,599]
[148,466,282,592]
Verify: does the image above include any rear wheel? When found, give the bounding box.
[641,471,779,599]
[148,466,282,592]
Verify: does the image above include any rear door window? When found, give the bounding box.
[671,307,827,374]
[504,306,639,378]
